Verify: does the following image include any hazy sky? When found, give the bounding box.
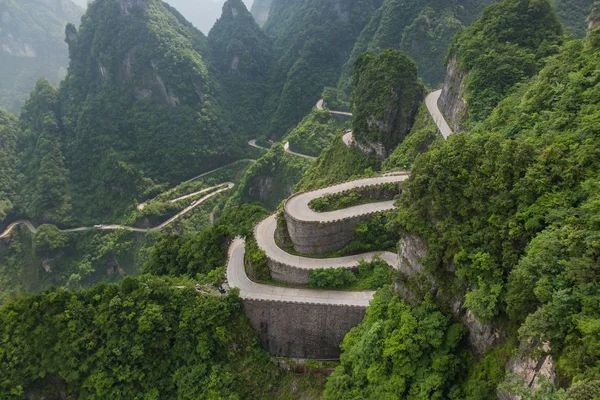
[72,0,255,34]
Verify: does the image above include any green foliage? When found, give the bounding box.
[309,268,357,289]
[142,225,231,277]
[398,31,600,384]
[382,103,443,171]
[244,237,271,281]
[325,288,468,399]
[296,134,381,192]
[321,87,350,112]
[309,183,399,212]
[0,276,312,399]
[231,144,312,209]
[552,0,597,37]
[285,108,347,157]
[351,50,423,155]
[341,212,401,255]
[0,110,19,221]
[214,203,269,237]
[264,0,379,137]
[338,0,493,92]
[208,0,273,139]
[463,344,511,399]
[449,0,564,122]
[18,79,72,224]
[56,0,244,222]
[0,0,83,113]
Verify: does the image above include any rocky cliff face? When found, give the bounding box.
[250,0,272,25]
[397,232,504,357]
[438,56,468,132]
[497,344,556,400]
[351,50,423,159]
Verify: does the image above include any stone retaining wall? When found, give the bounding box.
[284,212,370,255]
[242,299,366,359]
[284,183,400,255]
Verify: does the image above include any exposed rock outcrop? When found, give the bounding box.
[250,0,272,26]
[497,344,556,400]
[352,50,424,159]
[438,56,468,132]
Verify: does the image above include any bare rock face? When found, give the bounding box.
[498,344,556,400]
[439,56,468,132]
[464,309,502,356]
[250,0,272,26]
[398,233,427,276]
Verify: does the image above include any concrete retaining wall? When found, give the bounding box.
[268,259,310,285]
[242,299,366,359]
[284,213,369,255]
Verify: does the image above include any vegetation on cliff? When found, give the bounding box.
[338,0,494,93]
[351,50,423,157]
[0,276,325,399]
[399,27,600,390]
[449,0,564,122]
[58,0,243,222]
[325,288,467,399]
[208,0,273,139]
[263,0,380,137]
[285,108,348,158]
[0,111,20,221]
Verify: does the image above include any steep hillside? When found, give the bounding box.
[438,0,564,130]
[0,111,19,221]
[338,0,494,93]
[54,0,243,222]
[396,24,600,397]
[351,50,424,158]
[263,0,382,138]
[553,0,597,36]
[208,0,273,139]
[18,79,72,224]
[0,276,326,398]
[0,0,83,113]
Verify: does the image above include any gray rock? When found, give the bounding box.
[439,56,468,132]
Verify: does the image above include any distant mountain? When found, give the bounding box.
[337,0,494,92]
[0,0,84,114]
[263,0,382,138]
[14,0,244,223]
[208,0,272,138]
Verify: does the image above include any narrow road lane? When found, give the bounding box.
[283,141,317,160]
[425,89,453,139]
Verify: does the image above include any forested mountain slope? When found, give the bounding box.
[0,0,83,113]
[49,0,243,222]
[263,0,382,138]
[439,0,565,130]
[337,0,494,93]
[0,111,19,221]
[208,0,272,139]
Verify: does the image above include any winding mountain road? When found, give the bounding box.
[0,183,235,239]
[227,238,375,306]
[227,91,453,306]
